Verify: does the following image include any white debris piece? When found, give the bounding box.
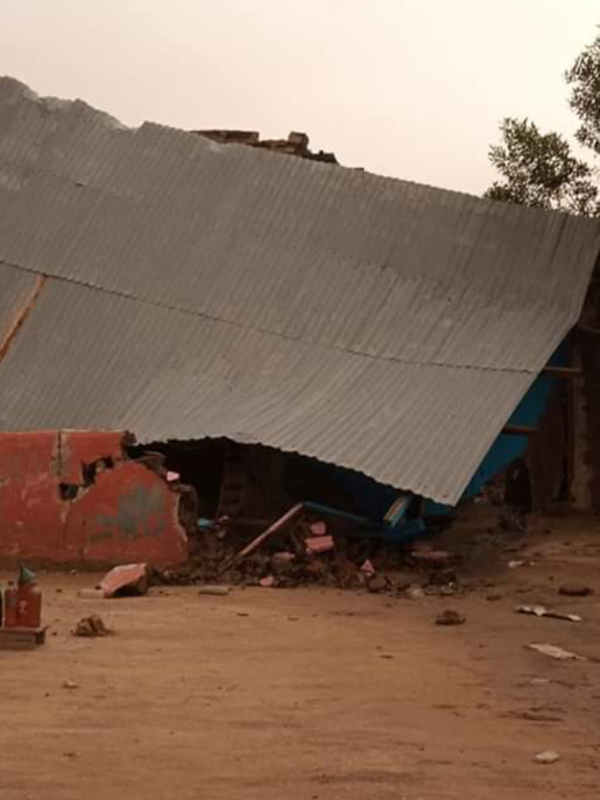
[517,605,582,622]
[527,643,586,661]
[534,750,561,764]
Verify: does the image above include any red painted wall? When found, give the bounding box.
[0,431,188,568]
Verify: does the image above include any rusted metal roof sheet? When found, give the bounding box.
[0,77,598,504]
[0,263,40,345]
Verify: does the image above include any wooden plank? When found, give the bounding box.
[542,366,582,379]
[383,494,412,527]
[0,626,47,650]
[0,630,37,650]
[576,323,600,337]
[502,425,539,437]
[220,503,305,572]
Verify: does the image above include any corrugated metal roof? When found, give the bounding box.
[0,76,598,504]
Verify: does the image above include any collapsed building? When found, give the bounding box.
[0,76,599,569]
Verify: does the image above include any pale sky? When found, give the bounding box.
[0,0,598,194]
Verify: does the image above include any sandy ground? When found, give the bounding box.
[1,511,600,799]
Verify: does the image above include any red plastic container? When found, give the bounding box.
[4,581,19,628]
[16,580,42,629]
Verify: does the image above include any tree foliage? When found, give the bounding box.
[485,119,598,215]
[487,28,600,217]
[567,28,600,156]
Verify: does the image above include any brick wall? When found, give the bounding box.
[0,431,189,567]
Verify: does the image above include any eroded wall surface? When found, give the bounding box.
[0,431,188,567]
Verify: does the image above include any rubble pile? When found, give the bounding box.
[73,614,113,638]
[157,512,466,599]
[160,516,367,588]
[195,129,339,164]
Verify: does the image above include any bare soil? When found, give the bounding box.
[2,509,600,799]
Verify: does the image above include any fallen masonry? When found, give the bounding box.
[0,430,560,595]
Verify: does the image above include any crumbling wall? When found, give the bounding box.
[527,387,568,512]
[0,431,64,562]
[572,265,600,513]
[0,431,189,567]
[572,338,600,511]
[196,129,338,164]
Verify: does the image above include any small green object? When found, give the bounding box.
[18,565,36,585]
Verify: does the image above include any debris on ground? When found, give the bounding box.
[360,559,376,577]
[427,568,457,586]
[152,486,584,600]
[73,615,113,638]
[305,535,335,554]
[436,609,466,626]
[517,605,582,623]
[437,583,458,597]
[498,509,527,533]
[62,679,79,690]
[222,504,305,571]
[365,574,389,593]
[534,750,561,764]
[77,589,106,600]
[308,521,327,537]
[198,585,231,596]
[272,552,296,565]
[99,564,149,598]
[527,643,585,661]
[507,710,563,722]
[410,546,451,567]
[558,584,593,597]
[190,504,371,590]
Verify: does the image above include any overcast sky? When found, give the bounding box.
[0,0,598,194]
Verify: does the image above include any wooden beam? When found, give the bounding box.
[383,493,412,528]
[576,323,600,337]
[502,425,539,437]
[542,366,582,379]
[0,275,46,365]
[219,503,305,572]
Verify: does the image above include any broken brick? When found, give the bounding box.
[436,610,466,626]
[366,574,388,593]
[558,584,593,597]
[306,535,335,555]
[99,564,148,598]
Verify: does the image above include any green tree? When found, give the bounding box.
[567,28,600,156]
[486,28,600,217]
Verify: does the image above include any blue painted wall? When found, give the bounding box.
[308,459,400,521]
[423,341,569,516]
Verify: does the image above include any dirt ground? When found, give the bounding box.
[2,509,600,799]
